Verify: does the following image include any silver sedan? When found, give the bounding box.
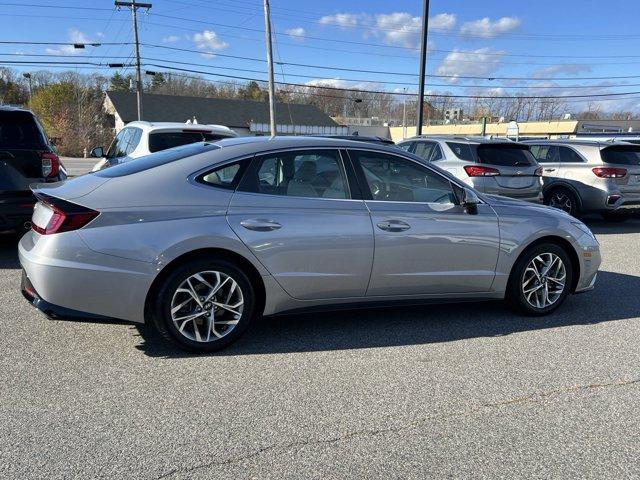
[19,137,601,353]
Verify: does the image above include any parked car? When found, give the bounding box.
[20,137,600,353]
[90,121,237,171]
[524,139,640,220]
[397,136,543,203]
[0,106,66,233]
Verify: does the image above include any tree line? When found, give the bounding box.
[0,67,637,156]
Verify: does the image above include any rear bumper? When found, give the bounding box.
[18,230,155,323]
[0,192,36,231]
[21,270,114,321]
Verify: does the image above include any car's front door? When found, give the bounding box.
[349,149,501,296]
[226,148,374,300]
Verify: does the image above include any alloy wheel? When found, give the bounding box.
[521,253,567,309]
[549,192,573,214]
[170,270,244,343]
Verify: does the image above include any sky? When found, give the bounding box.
[3,0,640,113]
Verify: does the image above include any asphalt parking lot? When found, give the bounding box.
[2,209,640,477]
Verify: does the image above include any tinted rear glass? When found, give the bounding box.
[601,146,640,165]
[149,131,230,153]
[446,142,476,161]
[477,144,536,166]
[0,110,46,149]
[95,142,220,177]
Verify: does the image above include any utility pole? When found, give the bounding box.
[402,87,407,139]
[416,0,430,136]
[115,0,151,121]
[22,72,32,103]
[263,0,276,136]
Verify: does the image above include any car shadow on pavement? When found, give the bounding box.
[0,235,21,269]
[133,270,640,358]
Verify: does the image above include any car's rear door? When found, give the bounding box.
[349,148,500,296]
[476,144,541,198]
[226,148,374,300]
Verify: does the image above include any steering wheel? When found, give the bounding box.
[369,181,384,199]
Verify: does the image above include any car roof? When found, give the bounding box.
[521,138,632,148]
[400,135,522,145]
[213,135,401,153]
[314,135,395,144]
[124,121,236,134]
[0,105,34,113]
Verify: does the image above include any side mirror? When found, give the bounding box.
[90,146,104,158]
[462,188,480,214]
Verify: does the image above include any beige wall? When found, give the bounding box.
[390,120,580,142]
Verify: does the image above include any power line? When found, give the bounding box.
[142,63,640,100]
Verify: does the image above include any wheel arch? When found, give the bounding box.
[542,181,583,212]
[511,235,581,293]
[144,248,266,322]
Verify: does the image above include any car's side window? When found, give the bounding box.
[558,146,584,163]
[446,142,475,161]
[431,143,444,161]
[351,150,457,204]
[199,160,248,190]
[413,141,438,162]
[529,145,558,163]
[239,149,349,199]
[397,142,413,152]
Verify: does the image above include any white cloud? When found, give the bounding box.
[318,13,363,28]
[532,64,592,78]
[305,78,379,91]
[285,27,305,41]
[45,28,92,55]
[192,30,229,58]
[460,16,521,38]
[434,47,505,83]
[162,35,180,43]
[430,13,457,30]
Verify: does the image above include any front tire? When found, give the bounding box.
[152,258,256,353]
[507,243,573,316]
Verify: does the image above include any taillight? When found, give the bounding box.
[464,165,500,177]
[592,167,627,178]
[31,195,98,235]
[41,152,60,178]
[534,167,543,177]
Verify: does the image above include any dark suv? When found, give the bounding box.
[0,107,66,233]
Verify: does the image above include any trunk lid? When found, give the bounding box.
[31,174,110,201]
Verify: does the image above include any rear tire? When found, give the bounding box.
[152,258,256,353]
[506,243,573,316]
[544,187,580,217]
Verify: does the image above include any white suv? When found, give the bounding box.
[90,121,237,171]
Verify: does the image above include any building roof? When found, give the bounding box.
[105,91,338,128]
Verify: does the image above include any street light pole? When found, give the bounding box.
[115,0,151,121]
[263,0,277,136]
[416,0,430,136]
[402,87,407,139]
[22,72,32,104]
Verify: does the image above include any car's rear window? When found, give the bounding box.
[477,144,536,166]
[601,146,640,165]
[95,142,220,177]
[0,110,46,149]
[149,131,230,153]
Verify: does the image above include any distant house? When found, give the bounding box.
[104,91,345,136]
